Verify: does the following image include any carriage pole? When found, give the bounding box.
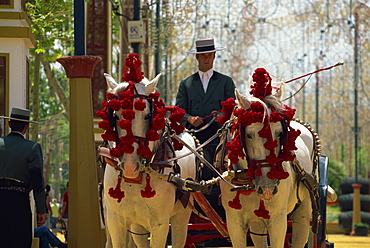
[57,56,103,247]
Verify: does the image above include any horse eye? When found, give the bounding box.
[246,133,252,139]
[144,113,152,120]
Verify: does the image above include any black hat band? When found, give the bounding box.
[196,45,215,52]
[10,114,29,120]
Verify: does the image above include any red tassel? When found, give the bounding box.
[108,176,125,203]
[228,191,242,210]
[141,175,156,198]
[254,199,270,219]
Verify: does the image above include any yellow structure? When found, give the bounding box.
[352,184,362,230]
[57,55,103,248]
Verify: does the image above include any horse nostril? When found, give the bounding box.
[272,186,278,195]
[257,186,263,194]
[134,162,140,172]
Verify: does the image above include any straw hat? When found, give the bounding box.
[0,107,39,123]
[186,38,225,54]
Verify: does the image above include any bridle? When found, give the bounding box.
[239,118,289,165]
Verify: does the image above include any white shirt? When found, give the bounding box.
[198,69,214,93]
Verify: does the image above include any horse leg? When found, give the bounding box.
[104,221,113,248]
[249,220,268,248]
[148,221,170,248]
[106,213,129,247]
[266,213,287,248]
[170,207,192,248]
[291,199,311,247]
[225,212,247,248]
[130,224,150,248]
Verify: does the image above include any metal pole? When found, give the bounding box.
[132,0,141,54]
[353,7,359,182]
[155,0,160,76]
[74,0,85,55]
[315,69,319,134]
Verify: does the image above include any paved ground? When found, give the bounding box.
[57,232,370,247]
[326,233,370,248]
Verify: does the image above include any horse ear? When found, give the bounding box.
[145,73,161,94]
[235,89,250,109]
[273,82,285,101]
[104,73,118,90]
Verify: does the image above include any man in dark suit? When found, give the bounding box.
[0,107,47,247]
[175,38,236,181]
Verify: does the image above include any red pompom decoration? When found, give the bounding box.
[101,130,117,142]
[254,200,270,219]
[106,93,114,100]
[134,99,146,111]
[170,122,185,135]
[109,99,121,111]
[98,54,191,161]
[98,120,111,131]
[120,98,133,110]
[146,130,161,141]
[149,92,160,101]
[121,143,135,154]
[228,191,242,210]
[120,136,136,145]
[172,139,184,151]
[121,109,136,120]
[108,177,125,203]
[96,109,108,120]
[168,106,186,123]
[118,119,132,131]
[137,142,153,158]
[110,147,124,158]
[141,175,156,198]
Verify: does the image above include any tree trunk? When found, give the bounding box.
[40,54,70,121]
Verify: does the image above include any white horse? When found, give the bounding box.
[219,68,318,248]
[99,73,196,248]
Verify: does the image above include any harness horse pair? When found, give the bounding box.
[97,55,326,248]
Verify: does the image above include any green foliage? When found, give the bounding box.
[26,0,74,60]
[353,222,369,228]
[328,159,349,195]
[326,204,341,222]
[27,0,73,186]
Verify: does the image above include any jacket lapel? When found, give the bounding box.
[203,72,219,103]
[192,73,205,97]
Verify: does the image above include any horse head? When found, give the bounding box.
[228,68,299,201]
[102,72,161,179]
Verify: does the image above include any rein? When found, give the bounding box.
[150,128,219,166]
[170,125,252,192]
[186,115,217,133]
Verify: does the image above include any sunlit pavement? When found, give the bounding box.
[55,231,370,247]
[326,233,370,248]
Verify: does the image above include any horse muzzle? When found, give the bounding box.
[256,184,278,201]
[120,161,142,179]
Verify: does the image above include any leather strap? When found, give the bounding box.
[292,159,320,233]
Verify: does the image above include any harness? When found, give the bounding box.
[214,118,321,233]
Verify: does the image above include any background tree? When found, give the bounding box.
[27,0,73,199]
